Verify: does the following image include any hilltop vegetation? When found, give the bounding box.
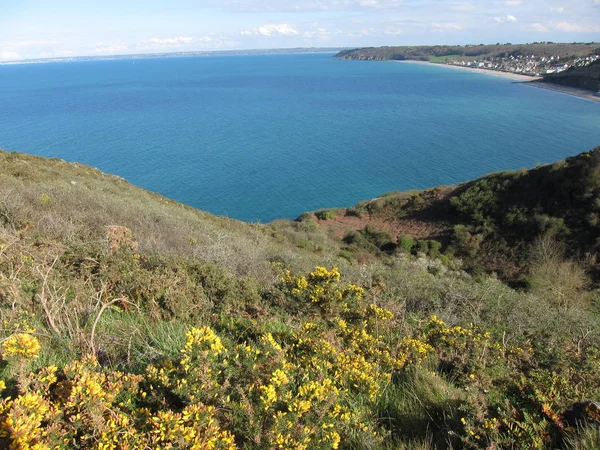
[336,43,599,62]
[314,147,600,284]
[542,60,600,92]
[1,149,600,449]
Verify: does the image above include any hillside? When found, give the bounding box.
[336,43,599,78]
[541,60,600,92]
[312,147,600,282]
[336,43,599,62]
[1,149,600,449]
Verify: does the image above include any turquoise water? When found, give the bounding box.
[0,53,599,222]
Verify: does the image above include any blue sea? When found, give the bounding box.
[0,53,599,222]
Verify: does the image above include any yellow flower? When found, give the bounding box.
[181,326,225,359]
[270,369,289,387]
[259,384,278,409]
[1,333,41,360]
[308,266,341,283]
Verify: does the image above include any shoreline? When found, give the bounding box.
[399,60,599,102]
[397,59,538,81]
[525,81,600,103]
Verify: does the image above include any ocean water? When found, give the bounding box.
[0,53,599,222]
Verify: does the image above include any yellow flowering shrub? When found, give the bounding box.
[1,333,41,360]
[0,353,236,450]
[1,266,598,450]
[280,266,364,315]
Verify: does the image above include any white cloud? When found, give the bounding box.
[302,23,341,40]
[0,51,20,60]
[0,40,63,48]
[358,0,381,6]
[431,22,463,31]
[93,42,129,54]
[240,24,298,36]
[554,21,600,32]
[450,2,476,11]
[344,27,377,37]
[522,22,549,32]
[503,0,522,5]
[148,36,193,45]
[214,0,437,13]
[549,6,564,13]
[136,36,201,51]
[38,50,75,58]
[494,15,517,23]
[384,27,404,35]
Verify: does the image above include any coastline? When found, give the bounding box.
[525,81,600,103]
[397,59,538,81]
[398,60,599,103]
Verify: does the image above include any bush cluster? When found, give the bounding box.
[1,267,599,449]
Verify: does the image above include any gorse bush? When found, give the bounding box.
[1,267,599,449]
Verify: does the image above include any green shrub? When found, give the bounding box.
[296,212,315,223]
[450,225,483,258]
[344,226,396,254]
[450,180,497,224]
[315,210,336,220]
[397,235,415,253]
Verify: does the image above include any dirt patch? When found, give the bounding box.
[315,186,458,244]
[105,225,139,254]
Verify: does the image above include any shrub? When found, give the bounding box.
[451,225,483,258]
[450,180,497,224]
[396,235,415,253]
[345,207,361,218]
[344,227,395,255]
[315,210,336,221]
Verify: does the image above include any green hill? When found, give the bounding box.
[336,43,599,62]
[1,148,599,449]
[313,147,600,284]
[542,60,600,92]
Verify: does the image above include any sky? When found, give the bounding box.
[1,0,599,61]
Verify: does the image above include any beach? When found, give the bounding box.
[399,60,600,103]
[398,60,538,81]
[435,63,538,82]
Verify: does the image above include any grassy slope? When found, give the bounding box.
[1,149,599,449]
[0,151,335,274]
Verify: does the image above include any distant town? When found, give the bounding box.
[336,43,600,95]
[446,53,600,77]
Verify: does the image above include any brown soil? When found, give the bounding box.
[105,225,139,254]
[316,186,458,244]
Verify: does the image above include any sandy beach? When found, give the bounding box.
[398,59,538,81]
[435,63,538,82]
[398,60,599,103]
